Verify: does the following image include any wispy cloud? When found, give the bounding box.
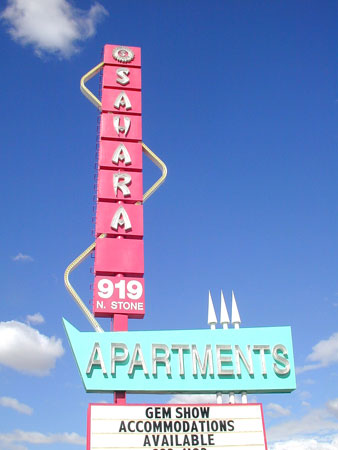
[266,403,291,418]
[168,394,224,404]
[297,332,338,374]
[269,434,338,450]
[299,390,311,400]
[326,398,338,418]
[26,313,44,325]
[0,0,108,59]
[303,378,315,385]
[0,430,85,448]
[12,253,33,262]
[168,393,246,404]
[0,397,32,415]
[267,401,338,442]
[0,320,64,376]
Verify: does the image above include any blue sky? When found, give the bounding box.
[0,0,337,449]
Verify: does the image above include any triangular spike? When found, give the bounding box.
[231,290,241,328]
[208,291,218,328]
[62,318,80,336]
[220,290,230,328]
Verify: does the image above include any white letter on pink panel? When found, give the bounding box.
[111,206,132,231]
[112,143,132,165]
[113,173,131,197]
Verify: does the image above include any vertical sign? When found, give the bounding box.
[93,45,145,319]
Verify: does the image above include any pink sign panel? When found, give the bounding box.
[101,113,142,141]
[95,238,144,276]
[93,275,145,318]
[96,202,143,237]
[93,45,144,325]
[102,66,142,91]
[103,45,141,68]
[97,169,143,202]
[99,141,143,171]
[101,88,142,115]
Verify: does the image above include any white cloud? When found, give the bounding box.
[326,398,338,418]
[296,363,322,374]
[267,407,338,442]
[270,435,338,450]
[297,332,338,374]
[303,378,315,385]
[0,397,32,415]
[308,333,338,366]
[0,320,64,376]
[26,313,44,325]
[168,393,249,404]
[266,403,291,418]
[299,390,311,400]
[0,430,85,448]
[169,394,226,404]
[0,440,26,450]
[12,253,33,262]
[0,0,108,58]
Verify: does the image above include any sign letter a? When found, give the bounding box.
[111,206,132,231]
[112,144,132,165]
[86,342,107,375]
[114,91,132,110]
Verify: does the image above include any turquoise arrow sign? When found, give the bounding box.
[63,319,296,394]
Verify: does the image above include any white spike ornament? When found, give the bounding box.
[220,290,230,329]
[231,290,241,329]
[207,291,218,330]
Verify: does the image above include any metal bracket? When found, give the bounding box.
[80,61,104,110]
[64,234,105,333]
[142,142,168,202]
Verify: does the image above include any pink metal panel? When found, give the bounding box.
[99,141,143,171]
[102,66,141,91]
[114,391,127,403]
[100,113,142,141]
[96,202,143,237]
[95,237,144,275]
[93,275,145,318]
[101,88,142,115]
[261,404,268,450]
[97,169,143,202]
[103,45,141,67]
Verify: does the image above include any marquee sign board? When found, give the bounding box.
[64,319,296,394]
[87,403,268,450]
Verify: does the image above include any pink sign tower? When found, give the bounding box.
[65,44,167,406]
[93,46,145,326]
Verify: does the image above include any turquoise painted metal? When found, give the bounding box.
[63,319,296,394]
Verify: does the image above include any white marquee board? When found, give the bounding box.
[87,403,267,450]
